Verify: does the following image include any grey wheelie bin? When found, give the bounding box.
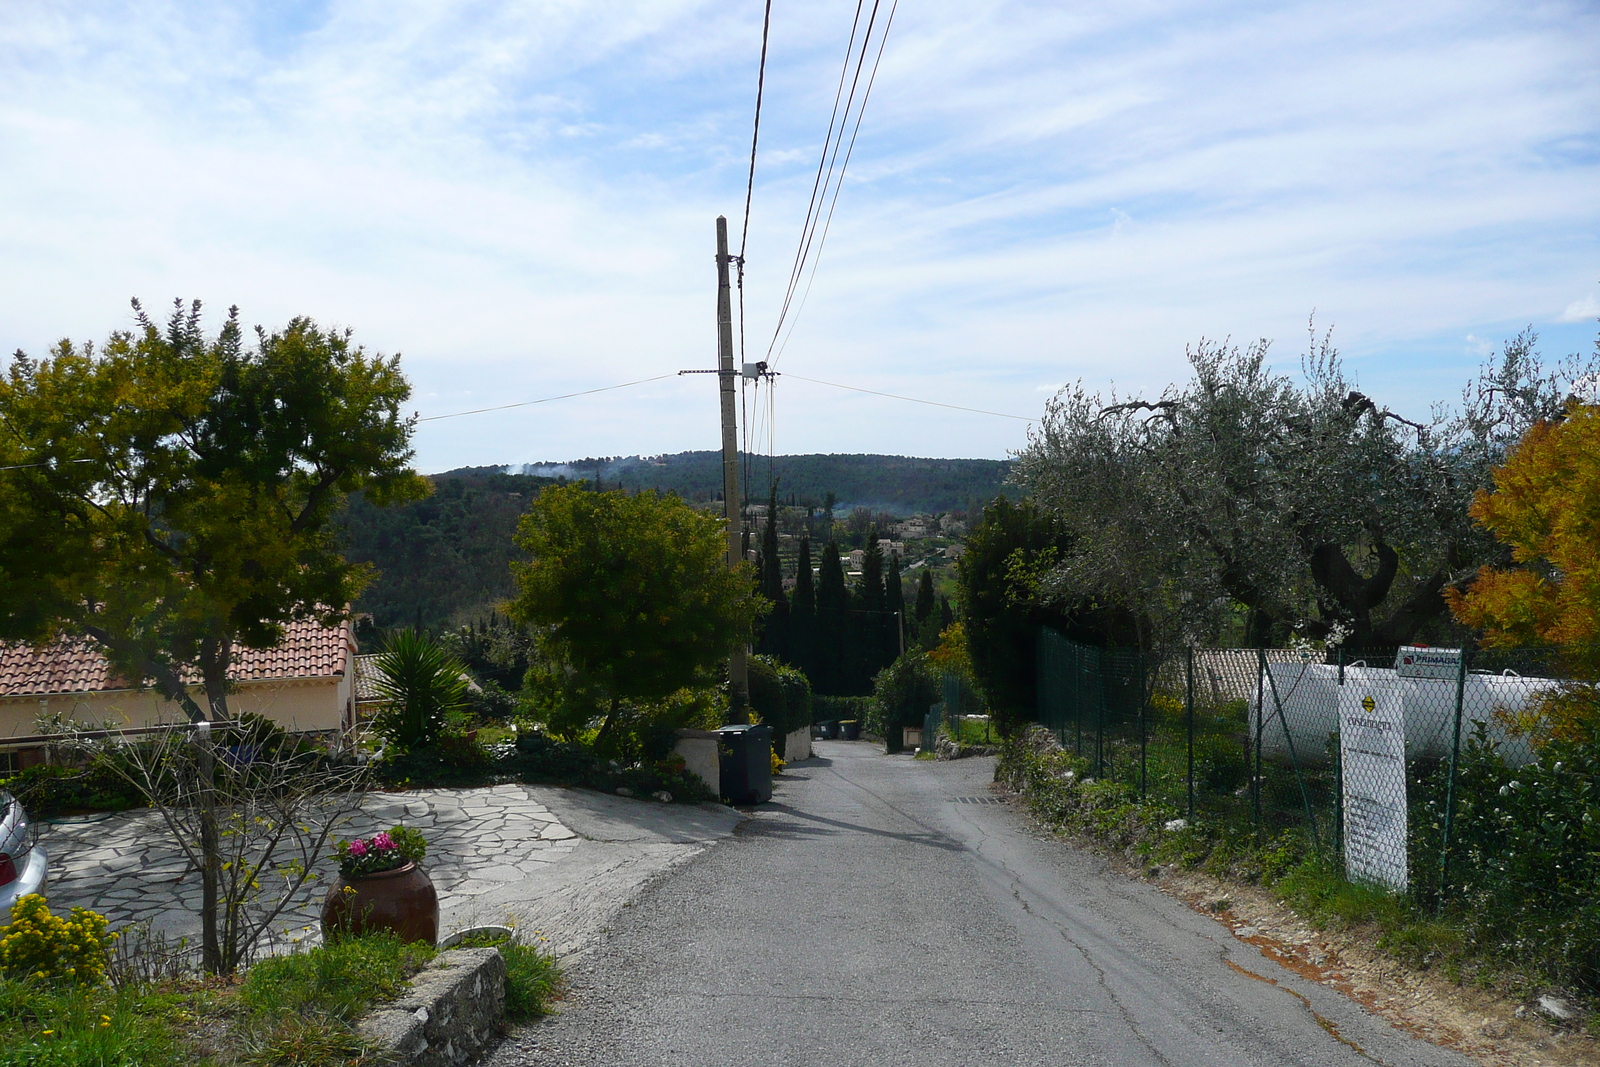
[715,723,772,804]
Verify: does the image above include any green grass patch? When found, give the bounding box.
[447,931,563,1020]
[0,975,196,1067]
[239,933,434,1023]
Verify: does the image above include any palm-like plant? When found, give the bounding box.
[372,629,468,751]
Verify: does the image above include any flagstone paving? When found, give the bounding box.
[36,783,580,956]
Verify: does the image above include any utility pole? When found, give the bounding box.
[715,216,749,717]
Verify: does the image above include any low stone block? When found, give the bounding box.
[357,947,508,1067]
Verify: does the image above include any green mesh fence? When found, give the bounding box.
[1033,631,1591,925]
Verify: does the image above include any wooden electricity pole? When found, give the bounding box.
[715,216,749,716]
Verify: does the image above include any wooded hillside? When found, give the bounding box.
[340,453,1006,632]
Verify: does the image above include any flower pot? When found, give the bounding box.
[321,861,439,946]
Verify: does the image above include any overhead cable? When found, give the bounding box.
[417,374,678,422]
[768,0,870,353]
[782,372,1036,422]
[768,0,896,365]
[773,0,898,366]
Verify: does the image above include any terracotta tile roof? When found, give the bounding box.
[0,617,354,698]
[354,654,383,704]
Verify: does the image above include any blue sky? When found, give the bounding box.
[2,0,1596,470]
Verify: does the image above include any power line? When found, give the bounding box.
[738,0,774,262]
[769,1,869,353]
[416,374,678,422]
[767,0,895,365]
[782,371,1036,422]
[0,458,94,472]
[773,0,897,367]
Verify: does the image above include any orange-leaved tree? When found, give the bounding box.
[1447,399,1600,740]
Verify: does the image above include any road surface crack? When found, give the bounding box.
[1222,958,1395,1066]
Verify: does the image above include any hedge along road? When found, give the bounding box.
[489,741,1474,1067]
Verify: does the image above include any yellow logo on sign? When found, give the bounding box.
[1361,695,1376,713]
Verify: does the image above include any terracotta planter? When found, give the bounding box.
[321,861,440,946]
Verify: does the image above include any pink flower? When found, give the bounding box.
[371,832,396,851]
[347,839,368,857]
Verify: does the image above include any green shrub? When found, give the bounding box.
[868,652,940,752]
[748,656,812,756]
[811,694,870,725]
[371,630,470,752]
[0,896,118,986]
[0,764,144,818]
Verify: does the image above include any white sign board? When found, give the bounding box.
[1339,670,1408,891]
[1394,646,1461,680]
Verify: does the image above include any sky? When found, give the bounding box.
[2,0,1597,471]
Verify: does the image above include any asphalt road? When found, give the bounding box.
[488,740,1476,1067]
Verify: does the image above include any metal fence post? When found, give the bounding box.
[1072,641,1083,757]
[1253,647,1265,832]
[1186,646,1196,818]
[1263,661,1323,856]
[1438,640,1472,910]
[1138,651,1148,800]
[1334,646,1344,859]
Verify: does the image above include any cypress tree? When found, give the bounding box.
[884,551,905,661]
[790,538,815,676]
[756,487,788,659]
[939,594,954,630]
[914,568,936,626]
[815,540,850,694]
[855,531,886,688]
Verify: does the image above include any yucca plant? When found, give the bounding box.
[372,630,469,751]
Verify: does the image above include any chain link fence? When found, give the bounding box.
[1031,630,1589,909]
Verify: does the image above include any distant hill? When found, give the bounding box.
[343,453,1012,632]
[507,451,1011,516]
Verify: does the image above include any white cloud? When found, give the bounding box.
[1561,295,1600,323]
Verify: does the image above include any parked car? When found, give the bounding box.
[0,790,47,913]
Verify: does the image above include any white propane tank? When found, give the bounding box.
[1251,656,1557,767]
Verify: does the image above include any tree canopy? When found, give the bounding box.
[507,484,760,738]
[1012,328,1597,652]
[0,299,425,721]
[1449,398,1600,683]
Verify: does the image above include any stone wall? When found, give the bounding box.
[357,947,507,1067]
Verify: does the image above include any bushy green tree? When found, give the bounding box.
[813,541,851,695]
[1013,330,1596,650]
[756,487,789,660]
[869,651,941,753]
[0,298,425,722]
[508,485,760,748]
[957,497,1074,735]
[747,654,813,757]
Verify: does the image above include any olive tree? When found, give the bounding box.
[1014,327,1596,650]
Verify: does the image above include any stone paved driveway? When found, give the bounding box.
[37,783,579,955]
